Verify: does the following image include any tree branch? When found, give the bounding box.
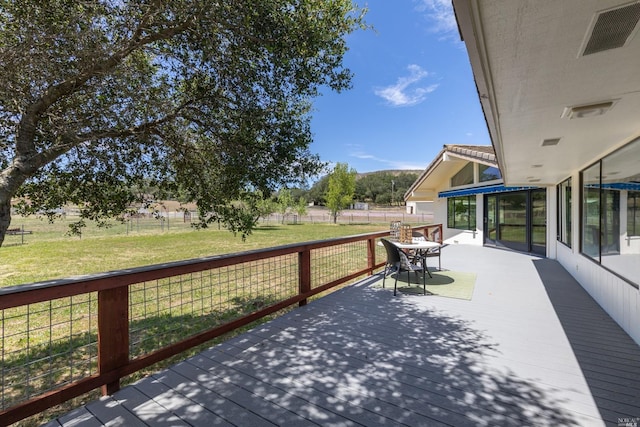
[15,6,199,158]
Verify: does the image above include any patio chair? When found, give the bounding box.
[380,238,427,296]
[412,231,442,271]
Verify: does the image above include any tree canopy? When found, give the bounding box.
[305,170,419,206]
[0,1,366,246]
[325,162,356,223]
[354,171,419,205]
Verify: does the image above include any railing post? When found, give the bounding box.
[98,286,129,395]
[367,237,376,275]
[422,224,444,244]
[298,249,311,306]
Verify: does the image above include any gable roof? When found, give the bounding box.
[404,145,497,201]
[445,144,496,164]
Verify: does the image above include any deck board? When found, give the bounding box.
[84,396,148,427]
[202,341,455,426]
[44,245,640,427]
[166,361,314,426]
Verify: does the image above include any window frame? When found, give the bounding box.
[579,137,640,288]
[447,195,476,230]
[450,163,474,187]
[479,164,502,183]
[557,177,572,248]
[628,191,640,237]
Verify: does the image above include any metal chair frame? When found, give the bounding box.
[380,238,427,296]
[411,231,442,271]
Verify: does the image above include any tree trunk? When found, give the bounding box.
[1,162,33,248]
[0,197,11,247]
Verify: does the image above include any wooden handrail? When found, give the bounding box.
[0,225,441,425]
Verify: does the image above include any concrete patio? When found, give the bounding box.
[45,244,640,426]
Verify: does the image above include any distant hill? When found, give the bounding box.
[356,170,422,179]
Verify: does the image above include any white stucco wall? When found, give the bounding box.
[406,201,433,215]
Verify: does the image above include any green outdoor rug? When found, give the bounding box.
[372,270,477,300]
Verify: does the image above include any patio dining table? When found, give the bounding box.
[386,239,440,251]
[379,239,442,275]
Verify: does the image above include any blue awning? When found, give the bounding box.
[586,182,640,191]
[438,184,539,198]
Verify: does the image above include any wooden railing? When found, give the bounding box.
[0,224,441,425]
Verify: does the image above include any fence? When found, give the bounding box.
[262,210,434,225]
[4,210,199,242]
[0,224,442,425]
[6,209,434,243]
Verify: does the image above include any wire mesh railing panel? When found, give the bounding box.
[0,230,401,423]
[0,294,98,411]
[310,240,370,288]
[128,253,299,358]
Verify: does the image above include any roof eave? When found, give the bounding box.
[451,0,509,183]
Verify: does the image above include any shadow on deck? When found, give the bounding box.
[45,245,640,427]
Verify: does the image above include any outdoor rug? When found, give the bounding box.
[372,270,477,300]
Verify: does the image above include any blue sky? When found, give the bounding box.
[309,0,491,173]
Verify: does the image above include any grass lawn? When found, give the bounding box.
[1,216,388,287]
[2,217,391,425]
[0,215,402,426]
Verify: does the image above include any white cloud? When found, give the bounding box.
[387,161,427,170]
[353,153,376,160]
[351,150,425,170]
[374,64,439,107]
[416,0,459,40]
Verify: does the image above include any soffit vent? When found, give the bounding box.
[582,2,640,56]
[541,138,561,147]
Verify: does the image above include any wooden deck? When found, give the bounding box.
[44,245,640,426]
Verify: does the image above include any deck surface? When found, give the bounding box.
[45,245,640,426]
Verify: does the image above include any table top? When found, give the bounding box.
[381,239,440,249]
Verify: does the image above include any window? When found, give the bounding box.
[479,164,501,182]
[557,178,571,247]
[629,191,640,237]
[451,163,474,187]
[580,137,640,286]
[582,164,600,258]
[447,196,476,230]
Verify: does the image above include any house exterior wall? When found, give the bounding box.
[411,148,639,345]
[546,186,557,260]
[437,166,640,345]
[429,160,491,246]
[437,192,485,246]
[406,201,433,215]
[557,243,640,345]
[552,173,640,345]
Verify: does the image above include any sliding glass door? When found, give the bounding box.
[484,189,546,255]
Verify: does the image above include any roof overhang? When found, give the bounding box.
[404,144,497,202]
[452,0,640,186]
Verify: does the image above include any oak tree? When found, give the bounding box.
[0,0,366,246]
